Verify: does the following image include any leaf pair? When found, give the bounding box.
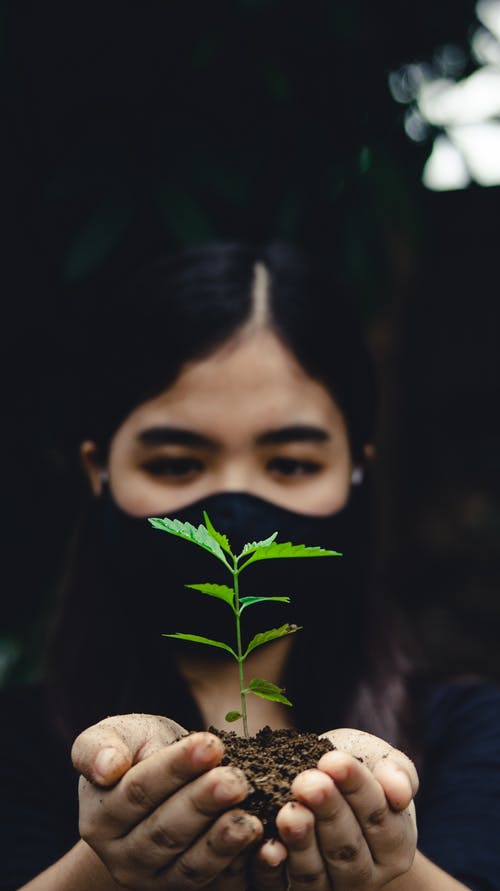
[185,582,290,616]
[226,678,293,723]
[149,512,339,566]
[163,622,301,663]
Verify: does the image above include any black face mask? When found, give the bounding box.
[92,485,373,658]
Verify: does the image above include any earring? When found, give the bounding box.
[351,466,364,485]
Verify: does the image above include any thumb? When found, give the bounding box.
[71,713,188,787]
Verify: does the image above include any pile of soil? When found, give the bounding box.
[212,726,334,838]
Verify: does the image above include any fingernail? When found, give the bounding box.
[213,769,248,804]
[222,812,261,843]
[395,771,413,800]
[264,843,286,867]
[191,737,220,767]
[305,786,326,806]
[332,764,349,783]
[94,747,123,780]
[384,763,413,806]
[318,751,350,782]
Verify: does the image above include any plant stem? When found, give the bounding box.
[233,560,249,738]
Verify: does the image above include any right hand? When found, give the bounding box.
[71,713,263,890]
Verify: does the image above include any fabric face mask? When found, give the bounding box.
[92,485,373,656]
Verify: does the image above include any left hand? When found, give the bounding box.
[252,728,419,891]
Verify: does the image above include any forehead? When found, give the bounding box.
[119,329,346,435]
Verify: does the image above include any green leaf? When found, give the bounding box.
[225,710,242,722]
[162,633,237,659]
[148,517,230,567]
[240,541,341,570]
[243,623,302,658]
[186,583,235,609]
[239,595,290,613]
[63,199,133,283]
[203,512,233,557]
[238,531,279,559]
[156,183,215,243]
[246,678,293,706]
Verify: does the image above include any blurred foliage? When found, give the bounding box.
[0,0,477,310]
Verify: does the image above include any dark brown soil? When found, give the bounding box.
[211,726,334,838]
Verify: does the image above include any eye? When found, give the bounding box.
[267,457,322,477]
[142,457,204,479]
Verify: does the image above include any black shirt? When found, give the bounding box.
[1,680,500,890]
[415,680,500,891]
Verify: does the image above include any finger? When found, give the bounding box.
[79,732,226,837]
[319,744,416,812]
[102,809,262,891]
[218,848,257,891]
[276,801,330,891]
[291,768,373,885]
[252,838,288,890]
[372,759,417,810]
[315,752,416,867]
[121,764,253,869]
[72,713,189,785]
[320,728,419,796]
[159,810,263,890]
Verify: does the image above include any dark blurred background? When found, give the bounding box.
[1,0,499,684]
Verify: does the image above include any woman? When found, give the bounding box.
[2,242,500,890]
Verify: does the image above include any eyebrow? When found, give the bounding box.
[255,425,331,445]
[137,426,218,449]
[137,423,331,449]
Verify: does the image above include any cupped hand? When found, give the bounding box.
[72,714,263,890]
[253,728,418,891]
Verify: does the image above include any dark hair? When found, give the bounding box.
[44,242,417,755]
[64,241,376,462]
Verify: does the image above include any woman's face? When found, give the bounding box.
[82,329,356,517]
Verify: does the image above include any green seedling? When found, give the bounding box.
[148,511,341,738]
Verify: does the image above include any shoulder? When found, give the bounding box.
[422,676,500,755]
[0,681,50,719]
[0,683,72,787]
[416,677,500,887]
[0,682,58,739]
[0,684,79,889]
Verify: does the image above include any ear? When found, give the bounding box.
[363,443,376,463]
[352,443,376,484]
[80,440,105,496]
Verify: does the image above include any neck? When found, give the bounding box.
[175,636,296,736]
